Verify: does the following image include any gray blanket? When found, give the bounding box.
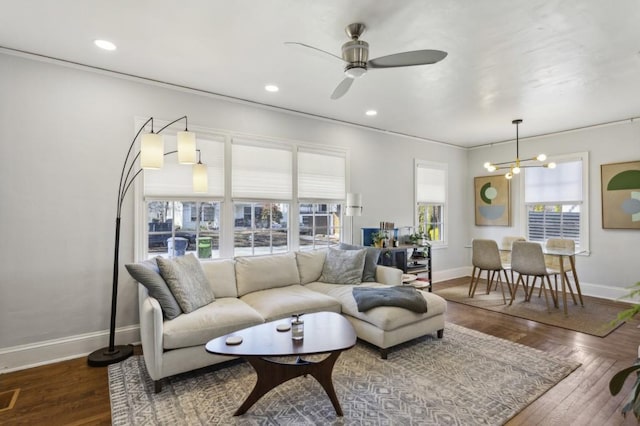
[352,286,427,313]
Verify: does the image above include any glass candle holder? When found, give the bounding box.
[291,314,304,340]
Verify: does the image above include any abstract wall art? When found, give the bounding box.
[474,175,510,226]
[601,160,640,229]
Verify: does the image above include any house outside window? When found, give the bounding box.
[233,201,289,256]
[147,200,221,259]
[299,202,342,250]
[415,159,447,245]
[523,152,589,251]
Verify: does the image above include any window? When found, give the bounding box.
[297,149,346,248]
[232,140,292,256]
[141,127,225,259]
[146,200,221,259]
[233,202,289,256]
[299,202,342,250]
[415,160,447,244]
[524,152,589,250]
[136,120,348,259]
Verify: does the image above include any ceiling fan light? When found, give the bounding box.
[537,153,547,161]
[345,66,367,78]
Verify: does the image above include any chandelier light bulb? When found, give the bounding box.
[505,172,513,179]
[488,165,496,172]
[484,162,491,169]
[547,162,557,169]
[537,153,547,161]
[513,166,521,174]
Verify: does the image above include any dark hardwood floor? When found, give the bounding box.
[1,277,638,425]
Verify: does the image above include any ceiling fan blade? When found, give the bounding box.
[368,49,448,69]
[331,78,354,100]
[284,42,344,62]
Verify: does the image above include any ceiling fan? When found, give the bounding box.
[285,23,447,100]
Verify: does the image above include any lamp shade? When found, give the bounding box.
[140,133,164,169]
[192,162,208,193]
[345,192,363,216]
[177,131,197,164]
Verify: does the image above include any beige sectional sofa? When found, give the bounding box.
[135,249,447,392]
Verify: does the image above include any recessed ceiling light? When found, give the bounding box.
[94,39,117,51]
[365,110,377,116]
[265,84,279,92]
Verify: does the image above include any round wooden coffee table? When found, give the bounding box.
[205,311,356,416]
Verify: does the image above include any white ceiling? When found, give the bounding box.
[2,0,640,147]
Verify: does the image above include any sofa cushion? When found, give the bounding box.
[126,258,182,320]
[339,243,381,282]
[162,298,264,349]
[305,282,447,331]
[200,258,238,298]
[235,253,301,297]
[295,250,327,284]
[240,285,341,322]
[319,248,366,284]
[157,254,215,314]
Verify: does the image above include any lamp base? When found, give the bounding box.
[87,344,134,367]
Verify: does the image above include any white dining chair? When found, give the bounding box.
[469,239,511,303]
[500,236,526,282]
[509,241,558,312]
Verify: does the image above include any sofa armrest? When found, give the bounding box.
[138,284,165,381]
[375,265,402,285]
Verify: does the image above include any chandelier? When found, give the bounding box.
[483,119,556,179]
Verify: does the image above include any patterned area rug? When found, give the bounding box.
[435,282,625,337]
[109,324,579,425]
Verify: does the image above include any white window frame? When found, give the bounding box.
[134,121,349,259]
[521,151,589,253]
[414,159,448,247]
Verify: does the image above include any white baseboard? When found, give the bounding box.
[0,325,140,374]
[433,266,634,303]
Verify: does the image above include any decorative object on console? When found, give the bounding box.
[600,160,640,229]
[87,116,207,367]
[474,175,511,226]
[483,119,556,179]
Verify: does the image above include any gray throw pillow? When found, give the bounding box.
[339,243,381,282]
[125,258,182,320]
[319,247,367,285]
[157,253,215,313]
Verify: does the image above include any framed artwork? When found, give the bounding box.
[474,175,510,226]
[601,160,640,229]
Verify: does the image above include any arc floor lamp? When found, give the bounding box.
[87,116,207,366]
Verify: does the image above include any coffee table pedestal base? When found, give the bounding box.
[235,351,344,416]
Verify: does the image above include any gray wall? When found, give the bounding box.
[0,53,468,369]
